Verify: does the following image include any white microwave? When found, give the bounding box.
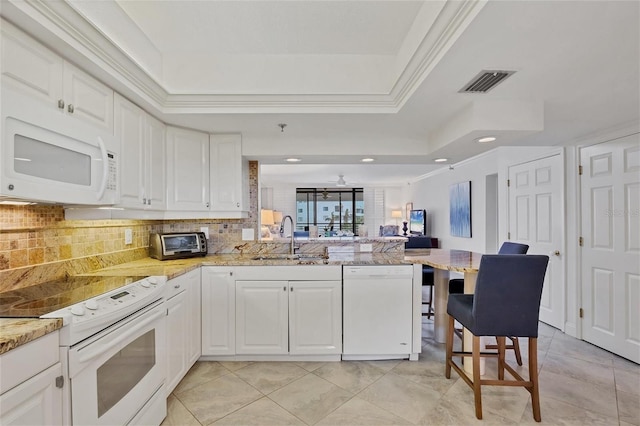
[1,90,119,205]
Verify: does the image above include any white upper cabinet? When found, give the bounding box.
[1,21,113,132]
[166,129,248,217]
[115,94,166,210]
[1,22,63,107]
[166,126,210,211]
[209,134,248,213]
[62,61,114,132]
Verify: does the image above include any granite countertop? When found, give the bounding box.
[0,318,62,355]
[0,252,410,354]
[82,252,409,278]
[404,248,483,273]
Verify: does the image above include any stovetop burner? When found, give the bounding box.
[0,275,148,318]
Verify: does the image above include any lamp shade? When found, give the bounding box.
[273,211,283,224]
[391,210,403,219]
[261,209,274,225]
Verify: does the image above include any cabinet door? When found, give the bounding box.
[146,115,166,210]
[63,61,114,131]
[1,22,63,108]
[289,281,342,355]
[201,267,235,355]
[115,94,146,208]
[183,269,202,365]
[209,134,245,211]
[0,363,63,426]
[165,290,188,394]
[236,281,288,354]
[166,126,210,211]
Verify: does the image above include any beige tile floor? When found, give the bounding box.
[163,319,639,425]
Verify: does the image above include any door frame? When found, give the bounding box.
[505,148,566,332]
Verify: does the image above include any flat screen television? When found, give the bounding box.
[409,209,426,235]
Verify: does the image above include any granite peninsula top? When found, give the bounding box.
[1,249,463,355]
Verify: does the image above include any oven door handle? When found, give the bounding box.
[77,308,164,363]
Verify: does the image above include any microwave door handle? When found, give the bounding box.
[96,136,108,201]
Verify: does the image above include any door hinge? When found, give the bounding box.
[578,165,583,175]
[579,308,584,318]
[507,179,510,187]
[55,376,64,388]
[579,237,583,246]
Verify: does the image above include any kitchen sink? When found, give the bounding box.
[251,254,300,260]
[251,254,327,261]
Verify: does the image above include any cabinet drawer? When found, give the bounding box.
[0,331,59,394]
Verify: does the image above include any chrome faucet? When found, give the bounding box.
[279,215,298,255]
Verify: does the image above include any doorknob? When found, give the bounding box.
[553,250,560,256]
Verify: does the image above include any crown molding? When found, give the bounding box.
[2,0,486,114]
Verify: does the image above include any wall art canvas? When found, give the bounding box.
[450,181,472,238]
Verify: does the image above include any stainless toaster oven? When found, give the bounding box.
[149,232,208,260]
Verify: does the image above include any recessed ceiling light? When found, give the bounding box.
[434,158,448,163]
[361,158,375,162]
[477,136,496,143]
[285,158,301,162]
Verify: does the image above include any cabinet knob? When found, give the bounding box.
[148,199,151,205]
[143,198,147,205]
[290,287,294,292]
[236,202,240,208]
[206,202,210,208]
[174,284,181,289]
[57,99,65,109]
[67,104,74,113]
[283,286,286,291]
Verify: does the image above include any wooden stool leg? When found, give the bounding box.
[497,336,506,380]
[445,315,454,378]
[472,335,483,420]
[528,338,541,422]
[511,336,523,366]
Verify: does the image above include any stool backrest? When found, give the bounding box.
[472,255,549,337]
[498,242,529,254]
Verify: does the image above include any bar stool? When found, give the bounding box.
[449,241,529,364]
[445,254,549,421]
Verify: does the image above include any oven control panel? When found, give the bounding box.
[42,276,167,345]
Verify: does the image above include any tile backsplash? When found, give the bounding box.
[0,161,259,290]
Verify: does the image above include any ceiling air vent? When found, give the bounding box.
[459,70,516,93]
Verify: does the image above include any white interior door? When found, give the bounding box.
[508,154,564,329]
[580,133,640,363]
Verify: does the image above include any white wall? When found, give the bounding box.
[406,146,555,252]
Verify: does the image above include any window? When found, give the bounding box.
[296,188,364,234]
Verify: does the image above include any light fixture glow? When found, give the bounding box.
[0,200,36,206]
[285,158,301,162]
[361,158,375,162]
[477,136,496,143]
[434,158,448,163]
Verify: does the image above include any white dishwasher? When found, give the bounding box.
[343,265,414,359]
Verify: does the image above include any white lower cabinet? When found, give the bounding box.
[166,288,187,394]
[0,332,62,426]
[235,279,342,355]
[201,267,236,356]
[165,269,201,394]
[0,363,63,426]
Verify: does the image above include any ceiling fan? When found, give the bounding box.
[325,174,347,187]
